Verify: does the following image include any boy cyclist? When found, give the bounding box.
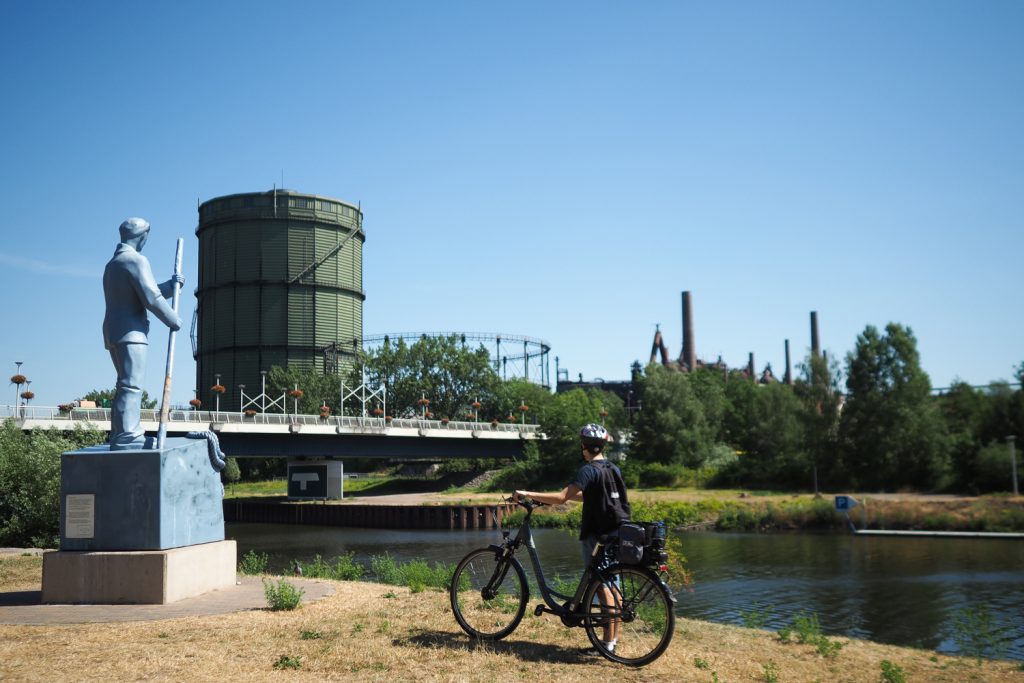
[514,423,631,653]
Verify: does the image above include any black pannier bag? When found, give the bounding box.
[642,521,668,566]
[617,522,646,564]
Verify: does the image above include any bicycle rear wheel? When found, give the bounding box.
[583,564,675,666]
[450,548,528,640]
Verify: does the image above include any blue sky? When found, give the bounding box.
[1,1,1021,408]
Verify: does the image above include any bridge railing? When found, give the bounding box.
[0,405,540,435]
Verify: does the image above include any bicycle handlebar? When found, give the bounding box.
[503,496,546,511]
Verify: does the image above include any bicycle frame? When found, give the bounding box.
[488,500,609,618]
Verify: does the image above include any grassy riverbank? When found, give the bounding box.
[516,493,1024,534]
[1,555,1020,682]
[226,478,1024,534]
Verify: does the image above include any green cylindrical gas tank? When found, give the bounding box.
[195,189,364,411]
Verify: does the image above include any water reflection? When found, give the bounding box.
[226,523,1024,660]
[679,532,1024,659]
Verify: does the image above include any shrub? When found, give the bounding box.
[0,422,105,547]
[778,612,844,658]
[952,603,1010,661]
[238,549,269,575]
[370,553,402,585]
[221,457,241,484]
[299,553,363,581]
[975,442,1018,493]
[273,654,302,670]
[263,578,304,611]
[370,553,454,590]
[638,462,684,488]
[879,660,906,683]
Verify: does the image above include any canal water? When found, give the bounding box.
[226,522,1024,660]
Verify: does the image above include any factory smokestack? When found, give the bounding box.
[810,311,820,358]
[748,352,755,379]
[682,291,696,372]
[784,339,792,385]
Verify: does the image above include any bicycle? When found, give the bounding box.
[449,497,676,666]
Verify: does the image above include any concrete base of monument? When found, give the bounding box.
[59,437,225,551]
[41,540,237,605]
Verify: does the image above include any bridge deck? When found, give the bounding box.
[3,406,538,459]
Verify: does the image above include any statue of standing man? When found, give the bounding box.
[102,218,184,450]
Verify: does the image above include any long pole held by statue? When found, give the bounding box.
[157,238,184,450]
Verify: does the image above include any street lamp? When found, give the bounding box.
[11,361,25,407]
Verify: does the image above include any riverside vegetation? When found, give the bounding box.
[4,328,1023,549]
[2,553,1022,682]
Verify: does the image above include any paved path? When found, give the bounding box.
[0,576,334,626]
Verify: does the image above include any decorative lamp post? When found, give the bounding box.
[418,393,430,419]
[518,400,529,425]
[599,406,609,426]
[472,398,481,423]
[189,389,201,411]
[11,361,26,407]
[260,370,269,413]
[238,384,246,416]
[289,384,304,418]
[211,374,225,416]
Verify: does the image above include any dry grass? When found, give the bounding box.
[1,556,1021,682]
[0,555,44,591]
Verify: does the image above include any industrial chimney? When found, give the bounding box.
[681,291,696,372]
[810,311,820,358]
[784,339,792,385]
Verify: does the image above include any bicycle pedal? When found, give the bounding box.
[534,604,546,616]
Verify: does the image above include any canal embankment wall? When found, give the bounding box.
[224,500,516,530]
[224,495,1024,533]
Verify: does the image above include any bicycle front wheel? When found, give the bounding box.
[450,548,528,640]
[583,564,675,666]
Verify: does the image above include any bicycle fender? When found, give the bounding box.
[606,563,678,603]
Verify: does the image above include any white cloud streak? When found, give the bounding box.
[0,252,100,278]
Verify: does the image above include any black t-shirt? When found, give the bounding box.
[572,459,631,539]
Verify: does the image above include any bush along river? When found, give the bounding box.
[226,522,1024,661]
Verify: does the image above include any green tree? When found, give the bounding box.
[221,456,241,485]
[937,381,988,491]
[81,388,156,410]
[631,364,726,468]
[352,335,501,420]
[839,323,951,490]
[0,421,105,547]
[793,354,843,491]
[734,382,809,488]
[487,378,554,426]
[534,388,618,485]
[265,366,342,416]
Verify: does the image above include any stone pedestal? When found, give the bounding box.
[59,437,224,551]
[42,540,237,604]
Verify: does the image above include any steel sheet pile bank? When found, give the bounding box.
[195,190,365,411]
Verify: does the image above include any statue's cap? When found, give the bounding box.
[119,217,151,239]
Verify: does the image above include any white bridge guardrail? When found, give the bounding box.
[1,405,541,436]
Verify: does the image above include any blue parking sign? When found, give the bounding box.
[834,495,858,511]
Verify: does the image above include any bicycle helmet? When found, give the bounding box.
[580,423,608,453]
